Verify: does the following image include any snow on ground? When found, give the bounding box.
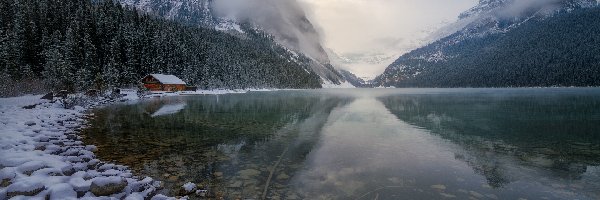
[0,88,278,199]
[0,95,172,199]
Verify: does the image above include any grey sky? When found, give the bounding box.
[299,0,478,78]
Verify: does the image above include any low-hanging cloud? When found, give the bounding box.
[212,0,329,63]
[496,0,563,18]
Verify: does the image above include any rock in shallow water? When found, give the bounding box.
[238,169,261,179]
[276,173,290,180]
[431,184,446,190]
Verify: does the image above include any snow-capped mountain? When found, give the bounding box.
[119,0,348,87]
[374,0,600,87]
[326,49,399,81]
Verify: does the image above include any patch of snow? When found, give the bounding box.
[48,183,77,200]
[215,20,245,34]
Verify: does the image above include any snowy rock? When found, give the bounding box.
[151,194,175,200]
[31,167,63,176]
[178,182,197,196]
[90,176,127,196]
[125,192,145,200]
[49,183,77,200]
[69,177,92,192]
[182,182,196,192]
[85,145,98,152]
[0,169,16,187]
[6,180,45,198]
[61,165,76,176]
[17,160,46,175]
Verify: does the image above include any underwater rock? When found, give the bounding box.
[469,191,484,198]
[440,192,456,198]
[228,181,242,188]
[238,169,261,179]
[431,184,446,190]
[486,194,499,199]
[276,173,290,180]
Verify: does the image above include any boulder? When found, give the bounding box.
[90,177,127,196]
[6,181,45,198]
[41,92,54,100]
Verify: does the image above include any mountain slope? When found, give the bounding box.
[119,0,348,87]
[374,0,600,87]
[0,0,322,96]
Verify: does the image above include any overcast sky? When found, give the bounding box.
[299,0,478,78]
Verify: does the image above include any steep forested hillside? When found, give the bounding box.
[375,3,600,88]
[119,0,349,87]
[339,70,366,88]
[0,0,321,97]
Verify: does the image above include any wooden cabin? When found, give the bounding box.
[142,74,187,92]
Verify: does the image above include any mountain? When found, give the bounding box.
[374,0,600,87]
[338,70,367,88]
[119,0,348,87]
[0,0,324,97]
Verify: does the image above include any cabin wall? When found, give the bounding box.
[144,84,163,91]
[162,84,186,92]
[143,84,186,92]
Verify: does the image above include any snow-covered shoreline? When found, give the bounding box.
[0,88,280,199]
[0,94,175,199]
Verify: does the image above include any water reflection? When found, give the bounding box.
[151,102,187,117]
[378,89,600,199]
[83,89,600,199]
[83,92,352,198]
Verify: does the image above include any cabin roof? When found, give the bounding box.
[147,74,186,85]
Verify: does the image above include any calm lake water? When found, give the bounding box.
[83,88,600,199]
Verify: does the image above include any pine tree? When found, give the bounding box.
[43,31,73,90]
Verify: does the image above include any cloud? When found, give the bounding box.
[212,0,329,62]
[300,0,478,77]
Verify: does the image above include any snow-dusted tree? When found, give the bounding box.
[43,31,73,91]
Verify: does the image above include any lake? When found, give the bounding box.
[83,88,600,199]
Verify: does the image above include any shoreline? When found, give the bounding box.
[0,89,277,199]
[0,94,174,199]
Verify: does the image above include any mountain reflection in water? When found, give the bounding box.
[84,89,600,199]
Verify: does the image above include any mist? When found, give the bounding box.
[212,0,329,63]
[496,0,562,18]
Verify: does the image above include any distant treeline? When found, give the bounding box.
[0,0,321,96]
[376,8,600,88]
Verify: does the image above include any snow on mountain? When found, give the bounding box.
[119,0,348,87]
[326,48,398,81]
[374,0,600,87]
[378,0,599,85]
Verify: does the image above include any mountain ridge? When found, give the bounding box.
[119,0,350,87]
[374,0,600,87]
